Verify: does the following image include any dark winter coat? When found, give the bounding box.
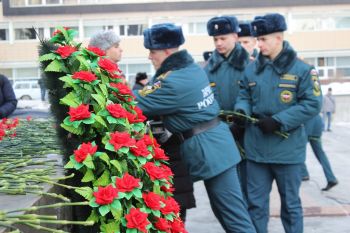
[0,74,17,118]
[161,135,196,210]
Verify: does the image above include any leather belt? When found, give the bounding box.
[178,117,220,141]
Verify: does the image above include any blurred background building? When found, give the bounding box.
[1,0,350,86]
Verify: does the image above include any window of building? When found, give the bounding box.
[335,56,350,78]
[0,69,13,80]
[119,24,147,36]
[188,22,207,35]
[28,0,43,5]
[84,26,112,38]
[46,0,61,4]
[14,28,44,40]
[16,68,40,80]
[10,0,26,6]
[336,17,350,29]
[118,63,152,83]
[0,29,9,41]
[62,0,78,4]
[336,56,350,66]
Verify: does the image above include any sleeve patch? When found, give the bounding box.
[138,81,161,97]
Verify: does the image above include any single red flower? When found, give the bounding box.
[87,46,105,56]
[93,185,118,205]
[56,45,77,58]
[106,103,128,119]
[142,192,162,210]
[143,162,167,181]
[109,131,136,151]
[153,147,169,161]
[161,196,180,215]
[68,104,91,122]
[98,58,118,73]
[110,82,132,96]
[115,173,140,193]
[155,217,171,233]
[143,134,160,147]
[130,139,150,157]
[72,71,97,82]
[74,142,97,163]
[133,106,147,122]
[26,116,32,121]
[125,208,150,233]
[170,218,188,233]
[160,164,174,179]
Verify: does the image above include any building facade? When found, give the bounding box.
[1,0,350,86]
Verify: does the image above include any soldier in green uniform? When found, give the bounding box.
[135,23,256,233]
[204,16,250,200]
[235,14,322,233]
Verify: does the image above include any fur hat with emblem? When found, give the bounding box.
[251,13,287,37]
[207,16,240,36]
[143,23,185,50]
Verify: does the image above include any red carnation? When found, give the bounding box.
[56,45,77,58]
[68,104,91,121]
[74,142,97,163]
[133,106,147,122]
[170,218,187,233]
[143,162,167,181]
[161,196,180,215]
[160,164,174,179]
[72,71,97,82]
[153,147,169,161]
[115,173,140,193]
[87,46,105,56]
[106,103,128,118]
[109,132,136,151]
[93,185,118,205]
[98,58,118,73]
[110,82,132,96]
[154,217,171,233]
[143,134,160,147]
[143,192,162,210]
[130,139,150,157]
[125,208,150,233]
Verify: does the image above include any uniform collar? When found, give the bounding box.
[154,50,193,78]
[208,42,249,72]
[255,41,297,75]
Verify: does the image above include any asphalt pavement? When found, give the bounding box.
[186,122,350,233]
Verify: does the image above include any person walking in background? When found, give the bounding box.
[204,16,250,200]
[135,23,256,233]
[301,114,338,191]
[322,87,336,131]
[235,13,322,233]
[237,22,258,60]
[0,74,17,119]
[132,72,148,90]
[38,77,46,101]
